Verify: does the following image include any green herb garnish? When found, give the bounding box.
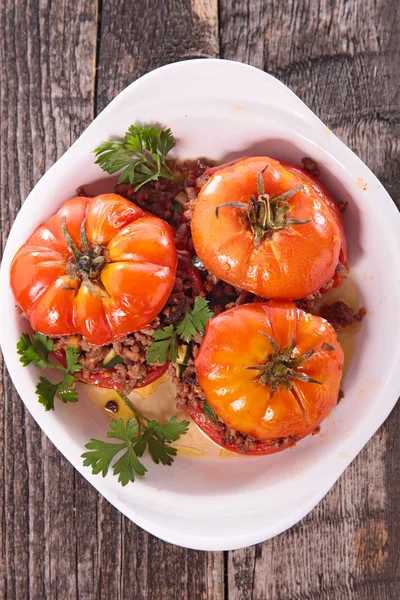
[176,297,213,343]
[146,324,179,364]
[147,296,213,365]
[17,332,82,411]
[93,125,181,190]
[82,394,189,486]
[203,400,217,421]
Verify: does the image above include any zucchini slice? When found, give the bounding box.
[103,348,124,369]
[174,344,190,379]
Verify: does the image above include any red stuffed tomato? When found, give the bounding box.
[10,194,177,346]
[191,156,347,300]
[191,300,344,455]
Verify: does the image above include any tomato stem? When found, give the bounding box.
[61,217,82,261]
[61,217,109,290]
[80,219,91,254]
[247,332,322,391]
[215,169,312,246]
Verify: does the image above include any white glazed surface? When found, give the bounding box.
[1,59,400,551]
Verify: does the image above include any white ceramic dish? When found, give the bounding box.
[1,59,400,551]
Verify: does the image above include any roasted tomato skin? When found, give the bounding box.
[192,157,347,299]
[186,400,298,456]
[280,161,347,268]
[193,301,344,452]
[10,194,177,346]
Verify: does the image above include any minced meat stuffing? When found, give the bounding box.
[320,302,366,329]
[54,323,157,395]
[301,156,320,178]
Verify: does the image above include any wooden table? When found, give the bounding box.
[1,1,399,598]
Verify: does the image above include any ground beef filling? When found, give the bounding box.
[301,156,320,177]
[54,325,157,395]
[67,158,361,452]
[320,302,366,329]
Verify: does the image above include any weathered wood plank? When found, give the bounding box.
[96,0,219,111]
[219,0,400,598]
[94,2,224,598]
[0,1,97,599]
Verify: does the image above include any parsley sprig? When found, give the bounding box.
[82,394,189,486]
[17,332,82,411]
[93,125,181,190]
[146,296,213,365]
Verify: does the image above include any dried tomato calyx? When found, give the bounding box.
[62,217,109,295]
[246,332,322,392]
[215,168,311,246]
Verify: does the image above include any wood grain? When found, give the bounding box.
[1,1,223,599]
[1,0,399,598]
[0,0,97,598]
[96,0,219,111]
[220,0,400,598]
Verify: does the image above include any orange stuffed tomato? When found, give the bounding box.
[191,156,347,300]
[191,300,344,455]
[10,194,177,346]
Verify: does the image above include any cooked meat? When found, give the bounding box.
[320,302,366,329]
[54,324,157,395]
[301,156,320,177]
[76,186,93,197]
[115,179,181,225]
[179,158,214,187]
[296,262,349,312]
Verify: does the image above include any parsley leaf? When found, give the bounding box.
[32,332,55,360]
[145,415,190,443]
[146,297,213,365]
[65,347,83,373]
[132,434,147,457]
[17,333,31,357]
[36,377,60,411]
[93,125,181,190]
[81,395,189,486]
[147,438,177,466]
[82,438,128,477]
[17,332,82,411]
[113,446,147,486]
[58,387,79,404]
[107,417,138,442]
[17,332,55,367]
[176,296,214,342]
[83,417,148,487]
[146,325,178,365]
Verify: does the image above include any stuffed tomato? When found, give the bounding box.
[191,156,347,300]
[189,301,344,454]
